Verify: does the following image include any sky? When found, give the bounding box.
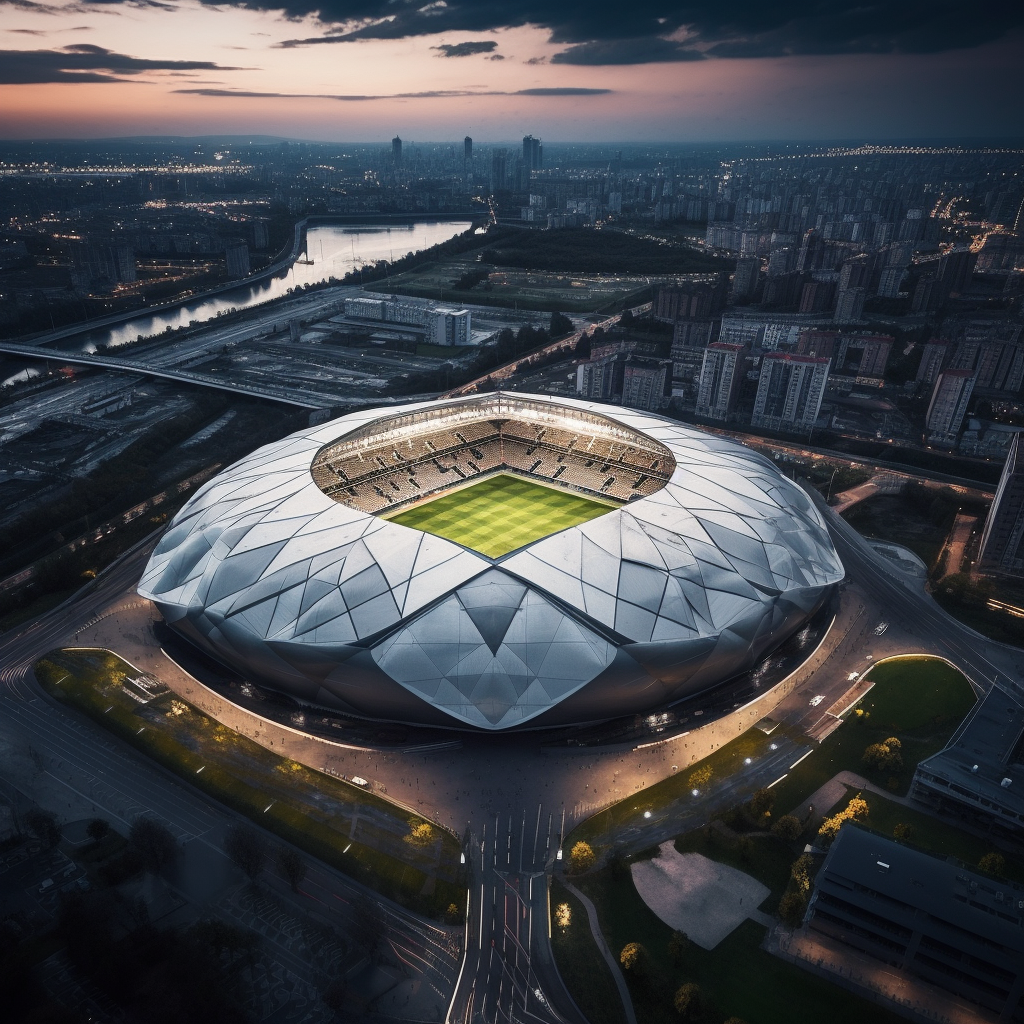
[1,0,1023,142]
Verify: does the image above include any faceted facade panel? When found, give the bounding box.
[139,393,844,731]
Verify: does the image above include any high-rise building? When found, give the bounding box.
[576,353,626,400]
[392,136,402,164]
[978,431,1024,576]
[925,368,975,442]
[621,356,669,410]
[852,334,893,377]
[464,136,472,162]
[490,149,507,191]
[915,339,948,385]
[522,135,542,173]
[224,242,250,279]
[729,257,760,303]
[695,343,746,421]
[751,353,830,432]
[876,264,905,298]
[833,285,866,323]
[937,247,977,297]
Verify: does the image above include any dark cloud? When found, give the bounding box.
[432,40,497,57]
[175,85,612,99]
[260,0,1023,63]
[516,86,612,94]
[0,45,243,84]
[551,37,705,63]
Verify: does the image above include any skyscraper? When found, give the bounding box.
[464,136,472,163]
[522,135,542,173]
[391,136,402,164]
[621,356,669,411]
[925,368,975,442]
[751,353,830,432]
[978,432,1024,576]
[696,343,746,422]
[490,149,507,191]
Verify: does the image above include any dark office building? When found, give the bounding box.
[979,432,1024,576]
[464,136,473,162]
[392,136,402,164]
[911,683,1024,840]
[807,826,1024,1020]
[522,135,542,173]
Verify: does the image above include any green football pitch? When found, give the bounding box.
[386,473,617,557]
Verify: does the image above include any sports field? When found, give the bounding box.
[387,473,616,557]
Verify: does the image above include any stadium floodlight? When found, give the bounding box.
[139,393,843,732]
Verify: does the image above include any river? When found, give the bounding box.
[60,219,473,355]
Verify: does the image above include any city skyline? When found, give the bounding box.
[1,0,1023,140]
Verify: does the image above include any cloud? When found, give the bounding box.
[175,85,612,99]
[256,0,1024,62]
[432,40,497,57]
[516,86,611,95]
[551,37,705,64]
[0,45,244,83]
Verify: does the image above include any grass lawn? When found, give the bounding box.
[387,473,616,557]
[568,727,778,854]
[36,648,465,917]
[549,877,627,1024]
[574,866,902,1024]
[769,656,976,814]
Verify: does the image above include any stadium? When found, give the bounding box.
[138,393,844,731]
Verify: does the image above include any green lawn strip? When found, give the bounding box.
[833,788,1024,886]
[569,728,776,853]
[549,876,627,1024]
[387,474,614,557]
[769,655,976,813]
[36,649,465,917]
[574,866,901,1024]
[672,828,794,915]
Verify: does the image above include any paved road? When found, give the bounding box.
[450,806,586,1024]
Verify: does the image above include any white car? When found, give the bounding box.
[809,695,825,707]
[873,622,888,635]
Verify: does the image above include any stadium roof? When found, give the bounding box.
[139,393,844,730]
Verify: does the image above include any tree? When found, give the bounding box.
[128,818,177,872]
[668,929,690,967]
[86,818,111,844]
[619,942,646,973]
[748,787,774,821]
[817,795,869,848]
[24,809,62,850]
[771,815,802,842]
[673,982,702,1020]
[569,841,595,874]
[549,311,574,338]
[778,891,808,928]
[445,902,463,925]
[687,764,713,790]
[862,737,903,774]
[979,852,1006,876]
[404,821,437,848]
[224,823,266,882]
[276,846,306,891]
[893,822,915,843]
[790,853,815,895]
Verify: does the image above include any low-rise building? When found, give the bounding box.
[807,825,1024,1020]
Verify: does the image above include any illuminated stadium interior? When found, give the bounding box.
[309,394,676,516]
